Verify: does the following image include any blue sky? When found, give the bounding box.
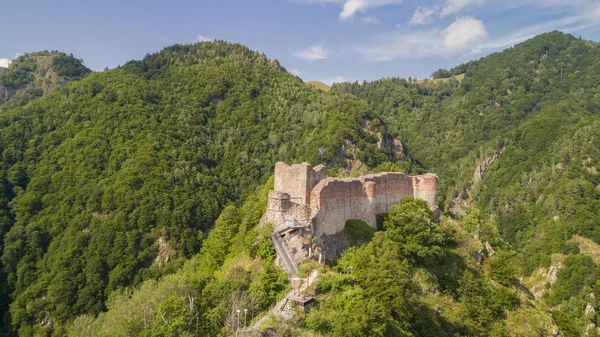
[1,0,599,84]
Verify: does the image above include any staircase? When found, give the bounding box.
[271,233,299,278]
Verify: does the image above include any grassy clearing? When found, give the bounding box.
[305,81,331,92]
[416,73,465,85]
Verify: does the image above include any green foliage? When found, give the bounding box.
[431,68,451,79]
[485,250,521,286]
[66,179,287,337]
[333,31,600,332]
[548,254,598,305]
[0,55,38,88]
[457,270,505,336]
[1,31,600,336]
[343,219,376,246]
[0,51,91,109]
[383,197,445,262]
[552,311,580,337]
[0,41,383,333]
[50,53,90,78]
[306,236,416,336]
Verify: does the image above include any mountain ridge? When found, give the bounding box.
[0,31,599,336]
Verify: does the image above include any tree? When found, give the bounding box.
[383,197,445,262]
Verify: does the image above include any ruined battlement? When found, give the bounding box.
[274,162,326,205]
[308,172,438,236]
[261,162,439,263]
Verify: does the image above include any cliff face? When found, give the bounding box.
[0,52,90,108]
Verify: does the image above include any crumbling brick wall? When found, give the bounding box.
[269,162,438,239]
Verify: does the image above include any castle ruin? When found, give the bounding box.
[261,162,438,272]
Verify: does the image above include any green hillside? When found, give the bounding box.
[332,31,600,335]
[0,41,391,336]
[0,51,90,109]
[1,31,600,336]
[305,80,332,92]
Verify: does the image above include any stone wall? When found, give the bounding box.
[274,162,326,205]
[309,172,438,237]
[412,174,439,209]
[263,162,439,263]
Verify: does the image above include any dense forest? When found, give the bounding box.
[0,31,599,336]
[0,43,391,335]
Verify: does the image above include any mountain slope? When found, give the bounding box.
[332,31,600,335]
[2,32,600,336]
[0,41,390,335]
[306,81,331,92]
[0,52,90,109]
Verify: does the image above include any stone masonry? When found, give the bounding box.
[261,162,439,265]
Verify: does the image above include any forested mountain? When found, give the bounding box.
[0,52,90,109]
[0,42,391,335]
[332,31,600,335]
[1,31,600,336]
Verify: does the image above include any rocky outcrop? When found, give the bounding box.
[523,254,565,300]
[0,52,90,109]
[450,146,504,216]
[377,133,407,161]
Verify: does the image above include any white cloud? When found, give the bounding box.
[584,2,600,20]
[440,0,483,17]
[409,6,437,25]
[356,29,441,61]
[289,68,303,76]
[196,35,213,42]
[443,17,487,51]
[295,0,402,20]
[320,76,350,85]
[339,0,402,20]
[357,16,487,61]
[293,45,329,61]
[0,58,10,68]
[362,15,380,23]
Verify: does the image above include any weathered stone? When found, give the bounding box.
[585,304,596,317]
[261,162,439,263]
[274,162,326,205]
[485,242,496,257]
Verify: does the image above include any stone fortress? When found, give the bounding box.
[261,162,438,275]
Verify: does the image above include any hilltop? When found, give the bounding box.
[0,31,600,336]
[305,80,331,92]
[332,31,600,335]
[0,51,90,108]
[0,40,393,336]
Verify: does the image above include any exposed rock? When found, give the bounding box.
[0,85,16,105]
[362,120,407,161]
[0,52,90,109]
[475,248,486,265]
[485,242,496,257]
[377,133,407,161]
[92,211,106,221]
[317,232,350,261]
[586,321,596,336]
[523,254,565,300]
[39,316,55,329]
[584,157,598,174]
[153,236,171,267]
[585,304,596,317]
[450,146,504,216]
[569,235,600,264]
